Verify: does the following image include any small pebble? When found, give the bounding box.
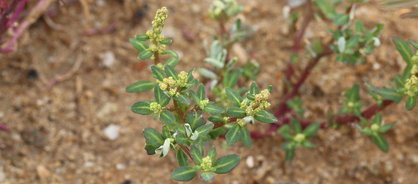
[246,156,255,168]
[101,51,116,68]
[103,124,120,140]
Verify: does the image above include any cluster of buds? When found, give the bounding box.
[149,102,162,114]
[240,89,271,116]
[404,52,418,96]
[146,7,168,53]
[157,71,189,96]
[198,99,210,109]
[200,156,214,172]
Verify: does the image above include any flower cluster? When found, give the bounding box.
[157,71,189,96]
[404,52,418,97]
[240,89,271,116]
[146,7,168,53]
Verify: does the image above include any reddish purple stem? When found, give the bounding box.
[0,124,9,131]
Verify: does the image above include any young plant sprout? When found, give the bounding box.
[127,0,417,182]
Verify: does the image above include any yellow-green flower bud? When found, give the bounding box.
[168,88,177,96]
[149,102,162,113]
[404,75,418,96]
[237,119,246,127]
[200,156,213,171]
[294,133,305,143]
[159,82,168,91]
[199,99,209,109]
[371,124,380,132]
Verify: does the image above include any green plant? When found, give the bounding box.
[127,0,418,182]
[127,5,276,182]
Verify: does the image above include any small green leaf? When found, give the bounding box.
[371,133,389,152]
[208,147,217,161]
[214,155,240,174]
[379,122,396,133]
[171,166,197,181]
[278,125,293,140]
[135,34,149,41]
[367,83,403,103]
[176,149,189,167]
[406,95,416,110]
[226,124,241,146]
[372,114,382,125]
[198,68,218,80]
[174,94,191,105]
[154,86,170,106]
[285,149,296,162]
[197,84,206,100]
[249,82,259,94]
[161,50,179,59]
[126,80,156,93]
[393,37,413,64]
[145,144,158,155]
[175,134,190,145]
[160,39,173,45]
[254,110,277,123]
[225,88,242,106]
[290,119,302,133]
[302,141,316,148]
[143,128,164,147]
[139,50,153,59]
[165,57,179,67]
[160,110,176,126]
[151,66,166,81]
[200,172,214,182]
[359,128,373,136]
[164,65,178,80]
[130,39,148,52]
[204,103,224,114]
[195,124,214,138]
[223,70,240,88]
[303,123,321,138]
[226,107,246,117]
[186,111,205,130]
[191,145,203,165]
[333,14,349,26]
[208,115,224,123]
[240,126,252,147]
[131,101,152,115]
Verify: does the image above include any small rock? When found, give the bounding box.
[410,155,418,164]
[246,156,255,168]
[101,51,116,68]
[84,162,94,168]
[116,163,126,170]
[37,165,50,181]
[103,124,120,140]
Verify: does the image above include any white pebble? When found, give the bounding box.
[101,51,116,68]
[246,156,255,168]
[103,124,120,140]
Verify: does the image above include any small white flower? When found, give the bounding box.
[243,116,255,124]
[185,124,192,137]
[190,131,199,141]
[337,37,346,53]
[155,138,172,157]
[373,37,381,47]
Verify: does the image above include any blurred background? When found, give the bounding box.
[0,0,417,183]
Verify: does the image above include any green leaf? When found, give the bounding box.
[208,115,224,123]
[175,134,190,145]
[160,39,173,45]
[278,125,293,140]
[164,65,178,80]
[290,119,302,133]
[254,110,277,123]
[154,86,170,106]
[200,172,214,182]
[208,147,217,161]
[176,149,189,167]
[161,50,179,58]
[186,111,205,130]
[372,113,382,125]
[333,14,349,26]
[393,37,413,64]
[165,57,179,67]
[204,103,224,114]
[143,128,164,147]
[240,126,252,147]
[198,68,218,80]
[145,144,158,155]
[315,0,337,19]
[226,107,246,117]
[131,101,152,115]
[303,123,321,138]
[214,155,240,174]
[406,95,417,110]
[195,124,214,137]
[197,84,206,100]
[379,122,396,133]
[126,80,156,93]
[160,110,176,126]
[225,88,242,106]
[249,82,259,94]
[135,34,149,41]
[151,66,166,81]
[191,145,203,165]
[226,124,241,146]
[139,50,153,59]
[130,39,148,52]
[209,127,226,139]
[285,149,296,162]
[371,133,389,152]
[171,166,197,181]
[367,83,403,103]
[303,141,316,148]
[174,94,191,105]
[223,70,240,88]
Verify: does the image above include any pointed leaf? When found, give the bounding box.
[406,95,416,110]
[126,80,156,93]
[197,84,206,100]
[160,110,176,126]
[226,124,241,146]
[154,86,170,106]
[131,101,152,115]
[278,125,293,140]
[195,124,214,137]
[222,70,240,88]
[143,128,164,147]
[254,110,277,123]
[226,107,246,117]
[186,111,205,130]
[225,88,242,106]
[171,166,197,181]
[139,50,153,59]
[240,126,252,147]
[379,122,396,133]
[174,94,191,105]
[151,66,166,81]
[176,149,189,167]
[214,155,240,174]
[191,145,203,165]
[303,123,320,138]
[200,172,214,182]
[204,103,224,114]
[130,39,148,52]
[393,37,413,64]
[164,65,178,80]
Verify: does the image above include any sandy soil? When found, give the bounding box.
[0,0,417,183]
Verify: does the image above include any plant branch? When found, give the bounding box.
[292,0,313,53]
